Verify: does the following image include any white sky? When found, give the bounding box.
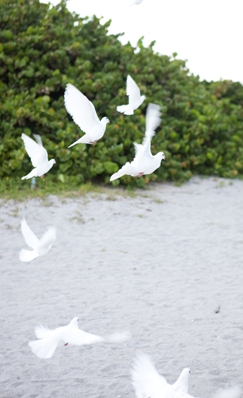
[42,0,243,82]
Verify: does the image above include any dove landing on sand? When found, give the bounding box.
[21,133,56,180]
[29,317,129,359]
[131,353,193,398]
[110,104,165,181]
[64,83,110,146]
[19,218,56,262]
[117,75,145,115]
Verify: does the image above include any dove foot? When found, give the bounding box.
[41,175,44,178]
[91,140,97,145]
[64,343,68,346]
[137,172,144,178]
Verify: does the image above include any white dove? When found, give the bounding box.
[19,218,56,262]
[116,75,145,115]
[21,133,56,180]
[131,353,242,398]
[64,83,110,146]
[29,317,129,359]
[110,103,165,181]
[131,353,193,398]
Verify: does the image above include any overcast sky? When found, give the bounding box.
[42,0,243,83]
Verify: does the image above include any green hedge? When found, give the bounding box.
[1,0,243,187]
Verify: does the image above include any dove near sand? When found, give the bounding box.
[64,83,110,146]
[111,103,165,181]
[19,218,56,262]
[21,133,56,180]
[131,353,241,398]
[29,317,129,359]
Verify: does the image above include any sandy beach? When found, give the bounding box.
[0,176,243,398]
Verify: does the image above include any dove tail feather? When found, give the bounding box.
[29,338,58,359]
[21,169,37,180]
[68,135,90,147]
[110,162,133,181]
[19,249,37,262]
[116,105,134,115]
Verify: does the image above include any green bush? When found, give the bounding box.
[0,0,243,187]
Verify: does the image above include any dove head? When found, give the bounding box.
[49,159,56,166]
[101,117,110,126]
[70,317,79,327]
[173,367,190,392]
[155,152,166,163]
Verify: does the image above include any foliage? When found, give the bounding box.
[1,0,243,188]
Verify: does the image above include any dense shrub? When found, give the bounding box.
[0,0,243,187]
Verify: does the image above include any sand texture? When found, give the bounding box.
[0,176,243,397]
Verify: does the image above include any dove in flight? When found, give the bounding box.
[131,353,193,398]
[29,317,129,359]
[21,133,56,180]
[110,103,165,181]
[131,353,241,398]
[116,75,145,115]
[19,218,56,262]
[64,83,110,146]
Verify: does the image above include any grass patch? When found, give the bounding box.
[0,176,139,202]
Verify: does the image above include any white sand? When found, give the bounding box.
[0,176,243,398]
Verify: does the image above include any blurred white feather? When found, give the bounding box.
[21,133,56,180]
[19,218,56,262]
[64,83,110,146]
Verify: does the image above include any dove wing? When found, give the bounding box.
[66,328,104,346]
[39,226,56,250]
[21,218,40,249]
[145,103,161,135]
[35,324,53,339]
[212,387,242,398]
[127,75,141,105]
[131,353,168,398]
[64,83,100,134]
[21,133,47,168]
[33,134,43,146]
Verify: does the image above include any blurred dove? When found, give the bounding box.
[21,133,56,180]
[131,353,193,398]
[131,353,241,398]
[19,218,56,262]
[64,83,110,146]
[110,103,165,181]
[29,317,129,359]
[117,75,145,115]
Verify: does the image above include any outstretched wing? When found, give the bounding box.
[66,328,104,346]
[131,353,168,398]
[21,218,40,249]
[127,75,141,106]
[39,226,56,250]
[21,133,47,167]
[145,104,161,136]
[64,83,100,134]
